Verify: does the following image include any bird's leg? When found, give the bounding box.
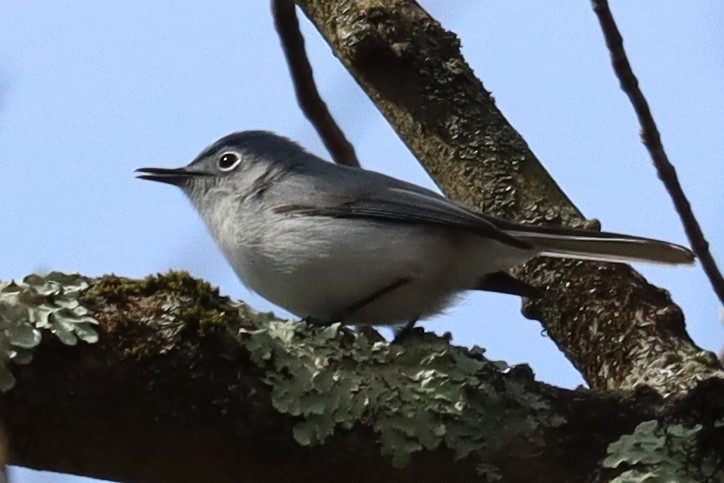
[301,316,334,327]
[392,317,419,343]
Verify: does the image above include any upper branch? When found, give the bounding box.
[295,0,722,394]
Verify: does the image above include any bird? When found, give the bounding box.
[136,130,695,330]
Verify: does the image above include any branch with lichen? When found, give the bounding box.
[293,0,721,396]
[1,271,723,482]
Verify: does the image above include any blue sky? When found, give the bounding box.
[1,1,722,481]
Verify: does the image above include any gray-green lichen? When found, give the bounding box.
[243,320,562,473]
[603,419,723,482]
[616,347,722,399]
[0,272,98,391]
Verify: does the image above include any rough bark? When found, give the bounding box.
[294,0,722,395]
[2,273,723,483]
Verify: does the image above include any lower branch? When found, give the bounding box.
[2,273,723,482]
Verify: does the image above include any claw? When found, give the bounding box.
[301,316,333,327]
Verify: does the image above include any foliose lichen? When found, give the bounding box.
[242,320,562,472]
[603,418,724,482]
[0,272,98,392]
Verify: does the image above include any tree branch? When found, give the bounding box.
[3,273,723,482]
[293,0,721,395]
[272,0,360,167]
[591,0,724,306]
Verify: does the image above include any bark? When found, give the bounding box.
[2,273,723,483]
[294,0,722,396]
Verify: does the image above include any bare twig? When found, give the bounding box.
[591,0,724,305]
[272,0,360,167]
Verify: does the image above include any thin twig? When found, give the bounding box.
[591,0,724,305]
[272,0,360,167]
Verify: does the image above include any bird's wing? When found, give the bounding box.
[273,171,533,250]
[270,161,694,266]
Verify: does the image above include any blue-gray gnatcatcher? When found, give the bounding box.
[137,131,695,328]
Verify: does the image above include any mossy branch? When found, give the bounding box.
[1,272,724,482]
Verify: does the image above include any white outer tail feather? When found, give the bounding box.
[507,230,696,266]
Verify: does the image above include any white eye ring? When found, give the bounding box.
[217,152,242,171]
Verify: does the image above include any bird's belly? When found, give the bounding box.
[223,216,529,325]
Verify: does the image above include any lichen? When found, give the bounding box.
[0,272,98,391]
[243,320,562,472]
[603,418,724,482]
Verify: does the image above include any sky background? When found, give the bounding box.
[1,1,722,481]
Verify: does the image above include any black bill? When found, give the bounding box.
[135,167,207,186]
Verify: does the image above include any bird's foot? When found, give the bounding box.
[301,316,335,327]
[392,318,419,344]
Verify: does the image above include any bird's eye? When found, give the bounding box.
[217,152,241,171]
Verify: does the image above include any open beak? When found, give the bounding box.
[135,167,206,186]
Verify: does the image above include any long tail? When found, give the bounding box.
[504,224,695,265]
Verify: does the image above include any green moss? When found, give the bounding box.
[243,321,562,472]
[82,271,241,360]
[81,270,223,305]
[83,271,233,330]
